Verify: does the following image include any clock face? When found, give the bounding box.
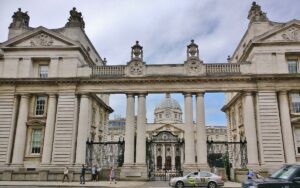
[166,112,171,118]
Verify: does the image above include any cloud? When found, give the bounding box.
[1,0,299,126]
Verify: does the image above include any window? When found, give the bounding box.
[31,129,42,154]
[295,128,300,154]
[39,65,48,78]
[288,60,298,73]
[35,96,46,116]
[290,93,300,113]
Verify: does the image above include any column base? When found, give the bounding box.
[183,163,198,175]
[197,163,210,171]
[120,164,148,180]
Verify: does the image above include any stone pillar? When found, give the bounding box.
[196,93,209,169]
[41,94,57,165]
[136,93,147,165]
[184,93,195,165]
[279,91,296,163]
[75,94,90,164]
[243,92,259,168]
[154,144,157,171]
[172,144,175,168]
[162,144,165,166]
[124,94,135,165]
[12,94,29,165]
[180,147,184,165]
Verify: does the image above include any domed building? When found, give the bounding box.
[154,93,183,124]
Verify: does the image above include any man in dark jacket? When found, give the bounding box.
[80,164,86,184]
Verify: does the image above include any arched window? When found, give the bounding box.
[157,156,162,169]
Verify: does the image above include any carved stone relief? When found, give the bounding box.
[128,61,144,76]
[30,33,54,46]
[281,27,299,41]
[185,60,202,75]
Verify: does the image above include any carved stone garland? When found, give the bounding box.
[128,61,144,75]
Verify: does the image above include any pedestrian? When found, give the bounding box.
[96,165,102,181]
[80,164,86,184]
[247,169,255,180]
[62,166,69,182]
[92,164,97,181]
[109,167,117,184]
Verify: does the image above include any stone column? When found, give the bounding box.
[75,94,90,164]
[136,93,147,165]
[162,144,165,166]
[279,91,296,163]
[172,144,175,168]
[41,94,57,165]
[124,94,135,165]
[196,93,208,168]
[154,144,157,171]
[184,93,195,165]
[12,94,29,165]
[243,92,259,168]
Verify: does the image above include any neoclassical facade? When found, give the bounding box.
[0,2,300,181]
[222,2,300,172]
[107,95,227,171]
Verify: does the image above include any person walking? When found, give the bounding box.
[91,164,97,181]
[62,166,69,182]
[247,169,255,180]
[80,164,86,184]
[109,167,116,184]
[96,165,102,181]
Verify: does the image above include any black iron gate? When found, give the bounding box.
[146,131,184,181]
[86,139,125,168]
[207,139,247,180]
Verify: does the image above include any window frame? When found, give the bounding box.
[34,96,47,116]
[287,57,300,74]
[25,123,45,158]
[38,64,49,78]
[290,93,300,114]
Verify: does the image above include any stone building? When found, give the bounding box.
[0,2,300,181]
[106,94,227,172]
[222,2,300,172]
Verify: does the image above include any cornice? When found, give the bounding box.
[1,74,300,85]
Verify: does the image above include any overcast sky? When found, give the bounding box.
[1,0,299,125]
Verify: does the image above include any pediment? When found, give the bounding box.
[152,124,184,134]
[255,20,300,43]
[3,27,78,48]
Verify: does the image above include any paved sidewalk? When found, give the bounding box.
[0,181,241,187]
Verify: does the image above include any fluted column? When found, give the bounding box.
[12,94,29,165]
[75,94,90,164]
[184,93,195,165]
[243,92,259,167]
[41,94,57,164]
[136,93,147,165]
[196,92,208,167]
[279,91,296,163]
[124,94,135,165]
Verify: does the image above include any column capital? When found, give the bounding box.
[183,92,192,97]
[137,93,148,97]
[196,92,205,97]
[48,93,57,98]
[244,91,253,96]
[19,93,30,98]
[126,93,135,97]
[278,90,288,95]
[79,93,90,98]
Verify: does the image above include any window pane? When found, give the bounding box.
[295,129,300,154]
[39,65,48,78]
[291,93,300,113]
[31,129,42,154]
[35,96,45,115]
[288,60,298,74]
